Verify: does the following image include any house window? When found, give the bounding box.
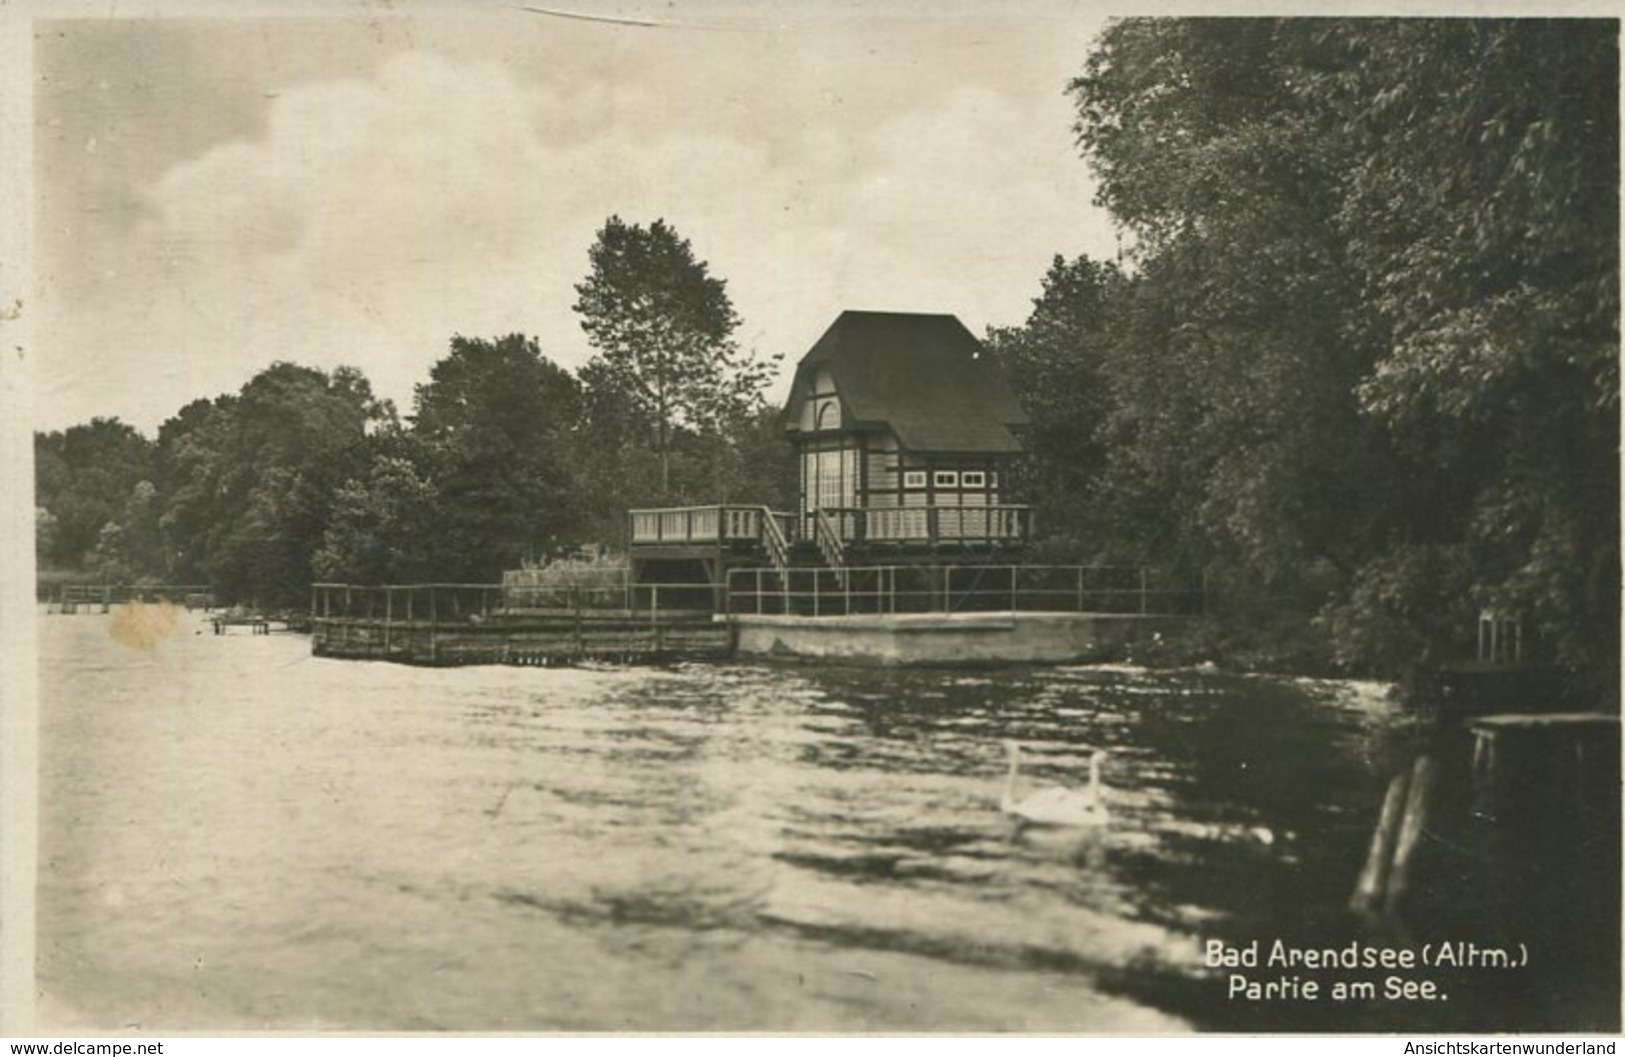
[812,448,856,511]
[961,471,986,488]
[933,470,958,488]
[903,471,927,489]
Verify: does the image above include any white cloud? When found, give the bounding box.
[37,24,1118,433]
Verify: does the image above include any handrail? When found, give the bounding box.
[628,503,800,546]
[813,509,848,587]
[311,580,721,624]
[724,563,1205,619]
[759,506,792,579]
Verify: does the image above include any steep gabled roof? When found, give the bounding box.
[784,311,1029,454]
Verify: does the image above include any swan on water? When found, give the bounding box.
[1000,741,1110,828]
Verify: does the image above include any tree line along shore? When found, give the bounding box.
[35,20,1618,709]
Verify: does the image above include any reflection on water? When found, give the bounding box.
[40,609,1423,1031]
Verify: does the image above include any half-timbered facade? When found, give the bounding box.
[627,309,1032,596]
[783,310,1030,548]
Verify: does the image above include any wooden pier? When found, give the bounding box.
[309,582,730,667]
[308,566,1200,669]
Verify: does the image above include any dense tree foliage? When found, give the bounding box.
[155,363,388,606]
[311,452,439,586]
[1318,20,1619,698]
[409,334,584,580]
[995,17,1617,699]
[34,418,154,570]
[985,255,1123,555]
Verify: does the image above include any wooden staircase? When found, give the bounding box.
[812,509,848,588]
[759,505,795,587]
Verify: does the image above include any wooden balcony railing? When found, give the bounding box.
[628,505,796,547]
[629,503,1032,551]
[821,505,1032,546]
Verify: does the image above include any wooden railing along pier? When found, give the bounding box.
[309,581,730,667]
[726,563,1203,619]
[43,583,217,613]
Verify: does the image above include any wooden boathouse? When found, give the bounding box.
[307,310,1204,666]
[628,311,1034,600]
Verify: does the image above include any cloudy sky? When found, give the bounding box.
[32,3,1121,433]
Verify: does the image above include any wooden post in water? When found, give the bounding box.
[1010,565,1018,612]
[1351,767,1413,918]
[384,586,393,656]
[1383,755,1436,920]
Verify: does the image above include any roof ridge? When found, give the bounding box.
[835,308,962,318]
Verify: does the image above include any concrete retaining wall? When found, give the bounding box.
[730,611,1185,666]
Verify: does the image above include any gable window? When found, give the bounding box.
[933,470,958,489]
[961,471,986,488]
[903,471,927,489]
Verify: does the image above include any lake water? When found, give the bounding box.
[35,606,1532,1032]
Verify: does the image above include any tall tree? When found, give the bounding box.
[573,216,775,497]
[409,334,583,579]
